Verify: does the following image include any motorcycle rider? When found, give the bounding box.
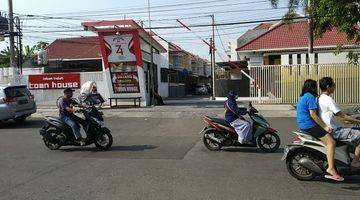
[88,84,105,105]
[225,91,253,144]
[296,79,343,181]
[318,77,360,168]
[59,88,86,146]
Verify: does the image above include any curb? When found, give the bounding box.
[33,108,296,119]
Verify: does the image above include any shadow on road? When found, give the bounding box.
[61,145,157,152]
[309,175,360,191]
[0,119,45,129]
[223,147,284,154]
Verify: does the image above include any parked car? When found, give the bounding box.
[0,84,37,122]
[195,84,209,95]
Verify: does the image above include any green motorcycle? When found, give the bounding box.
[201,103,281,152]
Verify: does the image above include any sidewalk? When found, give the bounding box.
[34,97,296,119]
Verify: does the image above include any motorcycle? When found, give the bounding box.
[200,102,281,152]
[282,122,360,181]
[40,106,113,151]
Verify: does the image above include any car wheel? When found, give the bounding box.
[14,116,27,123]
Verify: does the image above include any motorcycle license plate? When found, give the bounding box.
[281,146,290,161]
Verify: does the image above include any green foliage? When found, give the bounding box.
[269,0,360,64]
[0,47,11,68]
[24,45,36,59]
[0,41,50,68]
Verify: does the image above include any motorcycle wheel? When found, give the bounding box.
[257,132,280,153]
[94,127,113,150]
[203,131,222,151]
[286,150,317,181]
[43,129,61,150]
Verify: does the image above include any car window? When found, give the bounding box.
[5,87,31,98]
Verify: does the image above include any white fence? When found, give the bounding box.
[250,64,360,104]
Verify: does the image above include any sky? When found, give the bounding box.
[0,0,289,60]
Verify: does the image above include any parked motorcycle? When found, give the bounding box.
[282,123,360,181]
[200,103,281,152]
[40,106,113,150]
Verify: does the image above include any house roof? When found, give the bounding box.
[168,42,208,62]
[236,20,356,52]
[217,61,248,69]
[47,36,101,60]
[81,19,167,53]
[237,22,276,48]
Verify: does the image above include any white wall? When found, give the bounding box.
[318,52,348,64]
[154,39,169,98]
[248,55,263,66]
[281,52,351,65]
[228,40,238,61]
[238,52,263,67]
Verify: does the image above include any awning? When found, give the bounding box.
[216,61,248,69]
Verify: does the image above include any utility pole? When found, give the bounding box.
[8,0,17,83]
[211,14,216,100]
[147,0,155,106]
[307,0,314,54]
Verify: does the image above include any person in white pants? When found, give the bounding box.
[224,91,253,144]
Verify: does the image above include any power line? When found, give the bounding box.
[21,16,298,34]
[21,1,273,20]
[25,0,269,19]
[39,0,240,16]
[215,25,228,56]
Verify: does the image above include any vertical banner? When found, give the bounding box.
[98,30,142,94]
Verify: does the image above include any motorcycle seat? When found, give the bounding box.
[205,116,231,127]
[294,130,347,147]
[45,116,67,129]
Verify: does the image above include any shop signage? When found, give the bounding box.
[28,73,81,90]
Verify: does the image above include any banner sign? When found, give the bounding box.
[98,30,142,94]
[98,30,143,68]
[109,62,140,93]
[28,73,80,90]
[111,71,140,93]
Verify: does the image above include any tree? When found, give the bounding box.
[24,45,36,59]
[0,41,50,68]
[270,0,360,63]
[35,41,49,51]
[0,47,11,68]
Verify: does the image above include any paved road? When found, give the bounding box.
[0,117,359,200]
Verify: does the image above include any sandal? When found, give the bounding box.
[324,174,344,181]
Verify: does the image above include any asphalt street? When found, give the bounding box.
[0,116,359,200]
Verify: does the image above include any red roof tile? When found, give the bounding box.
[237,20,355,51]
[47,36,102,60]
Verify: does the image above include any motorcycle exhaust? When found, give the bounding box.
[204,133,222,144]
[298,157,323,174]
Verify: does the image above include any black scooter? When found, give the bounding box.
[40,106,113,150]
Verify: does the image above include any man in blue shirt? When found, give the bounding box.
[59,88,86,146]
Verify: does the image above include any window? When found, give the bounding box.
[289,54,293,65]
[297,54,301,64]
[45,60,102,73]
[160,68,168,83]
[306,54,309,64]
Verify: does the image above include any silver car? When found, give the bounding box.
[0,84,37,122]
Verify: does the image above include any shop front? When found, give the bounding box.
[81,20,167,106]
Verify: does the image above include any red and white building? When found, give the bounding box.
[235,20,359,66]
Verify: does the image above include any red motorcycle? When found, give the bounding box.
[200,103,280,152]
